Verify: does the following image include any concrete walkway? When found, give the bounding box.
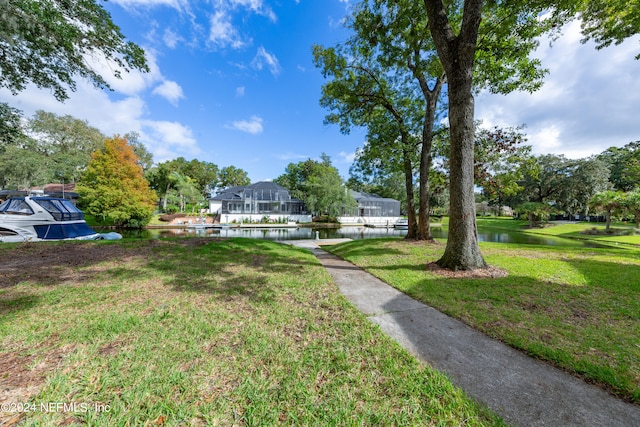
[283,239,640,427]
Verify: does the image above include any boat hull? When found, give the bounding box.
[0,196,120,242]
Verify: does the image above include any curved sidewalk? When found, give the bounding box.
[285,240,640,427]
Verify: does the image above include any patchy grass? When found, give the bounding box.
[328,238,640,404]
[0,238,501,426]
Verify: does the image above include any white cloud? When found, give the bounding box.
[163,28,182,49]
[141,120,200,161]
[110,0,183,9]
[152,80,185,106]
[230,0,277,22]
[251,47,281,76]
[1,77,200,166]
[338,151,356,163]
[276,152,307,161]
[208,10,249,49]
[85,48,163,96]
[226,116,264,134]
[476,20,640,159]
[236,86,245,97]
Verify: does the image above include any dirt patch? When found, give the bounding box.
[0,239,221,289]
[426,262,509,279]
[0,342,76,423]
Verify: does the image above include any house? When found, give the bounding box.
[209,181,311,223]
[338,190,401,226]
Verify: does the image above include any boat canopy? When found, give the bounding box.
[0,198,34,215]
[0,197,85,221]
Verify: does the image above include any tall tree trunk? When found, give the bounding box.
[415,74,443,241]
[424,0,487,270]
[417,104,434,240]
[402,135,418,238]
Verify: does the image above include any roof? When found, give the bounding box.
[349,190,399,203]
[211,181,293,202]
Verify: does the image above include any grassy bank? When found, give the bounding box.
[327,238,640,404]
[0,238,501,426]
[475,217,640,246]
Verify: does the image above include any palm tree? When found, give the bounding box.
[621,189,640,228]
[517,202,550,228]
[589,190,623,231]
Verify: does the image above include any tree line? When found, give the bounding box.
[493,142,640,230]
[0,106,355,226]
[0,106,252,226]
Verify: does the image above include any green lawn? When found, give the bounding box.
[328,238,640,404]
[476,217,640,247]
[0,238,501,426]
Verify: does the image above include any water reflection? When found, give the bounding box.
[121,226,408,241]
[431,228,606,248]
[116,225,604,248]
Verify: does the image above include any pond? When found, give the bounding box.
[114,224,605,248]
[117,225,407,241]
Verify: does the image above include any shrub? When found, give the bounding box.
[313,215,338,223]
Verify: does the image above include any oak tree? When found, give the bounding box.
[219,165,251,189]
[423,0,639,269]
[0,0,148,101]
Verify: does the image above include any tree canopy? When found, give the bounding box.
[219,165,251,189]
[29,110,106,182]
[0,108,108,189]
[0,0,148,101]
[422,0,640,270]
[76,136,157,227]
[275,154,356,219]
[597,141,640,192]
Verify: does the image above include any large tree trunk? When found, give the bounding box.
[437,75,486,269]
[424,0,487,270]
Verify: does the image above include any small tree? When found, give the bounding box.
[621,189,640,228]
[589,190,623,231]
[77,136,157,227]
[517,202,550,228]
[275,154,356,219]
[168,171,204,213]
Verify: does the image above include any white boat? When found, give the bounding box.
[0,196,121,242]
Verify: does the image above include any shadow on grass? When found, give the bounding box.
[328,238,416,259]
[0,237,325,311]
[0,294,40,316]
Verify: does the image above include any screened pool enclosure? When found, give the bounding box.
[210,182,308,216]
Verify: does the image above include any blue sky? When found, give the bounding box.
[2,1,639,182]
